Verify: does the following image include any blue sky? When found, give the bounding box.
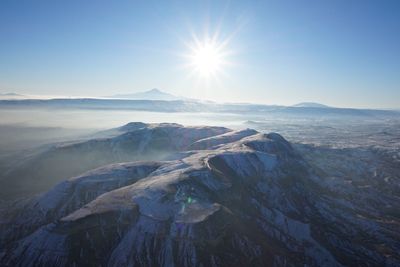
[0,0,399,108]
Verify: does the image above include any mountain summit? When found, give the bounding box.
[0,92,26,99]
[292,102,331,108]
[107,88,181,101]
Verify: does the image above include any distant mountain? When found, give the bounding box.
[0,92,25,99]
[292,102,331,108]
[106,88,181,100]
[1,97,399,118]
[0,93,20,96]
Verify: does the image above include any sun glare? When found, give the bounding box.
[191,41,223,76]
[184,33,232,80]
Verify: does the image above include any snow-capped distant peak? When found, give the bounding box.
[0,92,26,99]
[106,88,181,101]
[292,102,331,108]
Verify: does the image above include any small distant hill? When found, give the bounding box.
[0,92,26,99]
[292,102,331,108]
[106,88,181,101]
[0,92,24,96]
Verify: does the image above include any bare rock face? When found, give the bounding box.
[188,128,258,150]
[1,125,399,267]
[0,123,230,199]
[0,161,163,246]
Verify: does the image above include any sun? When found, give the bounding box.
[184,34,231,79]
[191,41,223,77]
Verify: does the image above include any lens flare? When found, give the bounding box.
[191,40,223,76]
[183,32,233,81]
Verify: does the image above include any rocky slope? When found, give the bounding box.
[0,125,399,266]
[0,123,229,199]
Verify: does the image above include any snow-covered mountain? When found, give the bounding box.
[0,123,229,200]
[1,123,399,266]
[106,88,181,100]
[0,92,26,99]
[292,102,331,108]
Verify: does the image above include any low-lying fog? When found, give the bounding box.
[0,108,247,151]
[0,108,253,128]
[0,106,399,201]
[1,106,399,155]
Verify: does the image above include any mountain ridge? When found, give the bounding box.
[1,97,398,117]
[106,88,181,100]
[292,102,332,108]
[1,123,399,266]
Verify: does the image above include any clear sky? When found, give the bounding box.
[0,0,399,108]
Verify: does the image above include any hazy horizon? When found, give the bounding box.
[1,0,400,109]
[1,88,399,111]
